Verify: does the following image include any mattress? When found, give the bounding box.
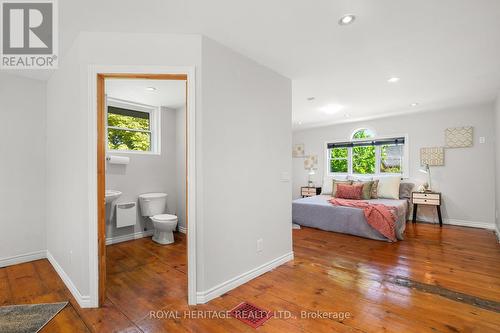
[292,195,408,241]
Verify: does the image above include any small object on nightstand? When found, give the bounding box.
[307,168,316,187]
[419,164,432,191]
[412,191,442,226]
[301,186,321,198]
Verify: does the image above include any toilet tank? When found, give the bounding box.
[138,193,167,217]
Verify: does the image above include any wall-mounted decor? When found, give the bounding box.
[304,155,318,169]
[292,144,305,158]
[445,126,473,148]
[420,147,445,166]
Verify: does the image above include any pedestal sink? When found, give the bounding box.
[105,190,122,204]
[105,190,122,221]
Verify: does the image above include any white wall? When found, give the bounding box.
[293,103,496,228]
[0,73,47,266]
[105,106,180,239]
[46,39,90,298]
[46,32,292,305]
[199,37,293,292]
[46,32,202,301]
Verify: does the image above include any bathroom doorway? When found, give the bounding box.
[95,70,196,308]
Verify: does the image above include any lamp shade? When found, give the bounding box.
[419,164,430,174]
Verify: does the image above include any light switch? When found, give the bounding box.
[257,238,263,253]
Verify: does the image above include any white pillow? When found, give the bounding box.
[375,176,401,199]
[321,175,347,194]
[348,175,373,181]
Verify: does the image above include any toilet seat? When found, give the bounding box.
[151,214,178,222]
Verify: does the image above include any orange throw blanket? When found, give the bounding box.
[329,198,397,242]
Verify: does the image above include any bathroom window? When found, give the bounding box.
[106,98,160,154]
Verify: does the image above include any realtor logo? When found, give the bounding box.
[1,0,58,69]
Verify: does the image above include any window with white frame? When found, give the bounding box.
[327,128,407,176]
[106,98,160,153]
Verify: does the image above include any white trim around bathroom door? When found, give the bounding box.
[87,65,197,307]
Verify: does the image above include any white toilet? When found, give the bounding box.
[138,193,178,245]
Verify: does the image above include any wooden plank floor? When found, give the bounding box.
[1,224,499,332]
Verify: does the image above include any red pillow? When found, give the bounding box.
[335,184,364,200]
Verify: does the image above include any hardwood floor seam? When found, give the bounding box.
[387,275,500,313]
[107,296,145,333]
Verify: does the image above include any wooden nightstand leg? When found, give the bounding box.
[412,204,418,223]
[437,206,443,227]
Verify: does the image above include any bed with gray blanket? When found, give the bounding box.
[292,195,409,241]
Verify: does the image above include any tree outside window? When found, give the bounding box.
[107,105,153,152]
[352,128,375,140]
[351,128,375,174]
[328,128,405,176]
[381,144,403,173]
[352,145,375,174]
[330,147,348,173]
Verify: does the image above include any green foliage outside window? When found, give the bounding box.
[352,128,374,139]
[380,144,402,173]
[352,146,375,174]
[330,147,348,173]
[107,112,151,151]
[330,129,403,175]
[352,129,375,174]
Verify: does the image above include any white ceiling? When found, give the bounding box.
[106,79,185,109]
[10,0,500,128]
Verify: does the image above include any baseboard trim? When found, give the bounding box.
[495,224,500,243]
[105,230,154,245]
[46,251,91,308]
[196,251,294,304]
[0,250,46,268]
[178,226,187,234]
[444,219,495,230]
[416,217,495,230]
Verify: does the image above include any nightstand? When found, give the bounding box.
[301,186,322,198]
[412,191,442,226]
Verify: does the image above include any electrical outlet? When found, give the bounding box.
[257,238,264,253]
[479,136,486,144]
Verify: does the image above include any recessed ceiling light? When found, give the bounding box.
[339,14,356,26]
[298,121,302,125]
[387,77,400,83]
[410,102,419,107]
[319,104,344,114]
[146,87,157,92]
[307,97,315,101]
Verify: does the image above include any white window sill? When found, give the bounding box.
[328,173,409,179]
[107,150,160,156]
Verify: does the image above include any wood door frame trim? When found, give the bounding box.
[96,73,187,80]
[89,66,197,307]
[96,74,106,306]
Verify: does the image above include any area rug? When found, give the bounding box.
[0,302,68,333]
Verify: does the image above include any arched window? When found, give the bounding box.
[327,128,407,176]
[351,128,375,140]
